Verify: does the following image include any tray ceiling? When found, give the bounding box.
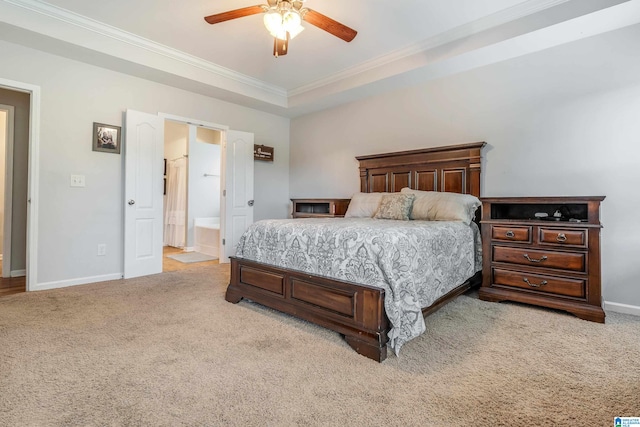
[0,0,638,116]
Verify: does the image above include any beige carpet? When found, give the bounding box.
[0,264,638,426]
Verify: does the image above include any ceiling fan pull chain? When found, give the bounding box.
[273,31,290,57]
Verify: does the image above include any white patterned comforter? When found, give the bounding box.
[235,218,482,355]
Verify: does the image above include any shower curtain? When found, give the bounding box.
[164,157,187,247]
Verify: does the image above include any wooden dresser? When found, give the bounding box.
[291,198,350,218]
[479,196,605,323]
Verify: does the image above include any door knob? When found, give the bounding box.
[247,200,254,207]
[128,200,135,205]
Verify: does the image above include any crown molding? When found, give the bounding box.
[2,0,569,102]
[289,0,570,96]
[2,0,635,117]
[1,0,288,99]
[286,0,640,117]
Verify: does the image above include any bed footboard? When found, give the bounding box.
[226,257,389,362]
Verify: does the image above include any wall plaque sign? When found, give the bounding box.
[254,144,274,162]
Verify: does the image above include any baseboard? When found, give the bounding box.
[604,301,640,317]
[33,273,123,292]
[10,269,26,278]
[194,243,219,258]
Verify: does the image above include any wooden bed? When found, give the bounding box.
[225,142,486,362]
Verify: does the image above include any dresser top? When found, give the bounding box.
[480,196,604,225]
[481,196,605,203]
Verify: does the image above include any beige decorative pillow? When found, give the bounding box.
[373,193,415,220]
[400,188,480,224]
[344,192,387,218]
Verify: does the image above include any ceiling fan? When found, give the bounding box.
[204,0,357,57]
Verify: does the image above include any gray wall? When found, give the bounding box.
[0,87,29,274]
[290,24,640,308]
[0,39,290,287]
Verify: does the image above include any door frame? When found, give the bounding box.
[158,113,229,262]
[0,78,40,291]
[0,104,15,278]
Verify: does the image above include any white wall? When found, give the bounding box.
[290,24,640,308]
[0,39,290,288]
[187,127,221,248]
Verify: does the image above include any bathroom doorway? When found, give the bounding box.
[162,120,222,271]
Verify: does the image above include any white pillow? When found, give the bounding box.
[400,188,480,224]
[344,192,386,218]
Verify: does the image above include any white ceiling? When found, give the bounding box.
[0,0,638,116]
[38,0,529,90]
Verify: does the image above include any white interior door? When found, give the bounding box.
[221,130,254,263]
[124,109,164,278]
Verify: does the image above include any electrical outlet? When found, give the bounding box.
[70,175,86,187]
[97,244,106,256]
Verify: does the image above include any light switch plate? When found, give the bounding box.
[70,174,85,187]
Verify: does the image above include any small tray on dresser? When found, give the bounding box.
[479,196,605,323]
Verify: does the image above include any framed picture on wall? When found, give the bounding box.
[92,122,121,154]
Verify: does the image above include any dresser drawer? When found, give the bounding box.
[539,228,587,247]
[492,268,586,298]
[491,225,531,243]
[493,246,585,272]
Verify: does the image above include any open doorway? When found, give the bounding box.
[0,88,30,296]
[162,120,222,272]
[124,110,253,279]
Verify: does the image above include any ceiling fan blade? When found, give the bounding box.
[204,5,265,25]
[303,9,357,42]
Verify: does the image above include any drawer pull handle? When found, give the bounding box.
[556,233,567,242]
[523,278,548,288]
[523,254,548,263]
[505,231,515,238]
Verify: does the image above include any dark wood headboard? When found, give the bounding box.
[356,142,485,197]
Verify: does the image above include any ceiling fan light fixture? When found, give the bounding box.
[271,29,286,40]
[288,24,304,39]
[282,10,301,31]
[205,0,357,58]
[263,9,283,35]
[271,24,304,40]
[264,7,303,40]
